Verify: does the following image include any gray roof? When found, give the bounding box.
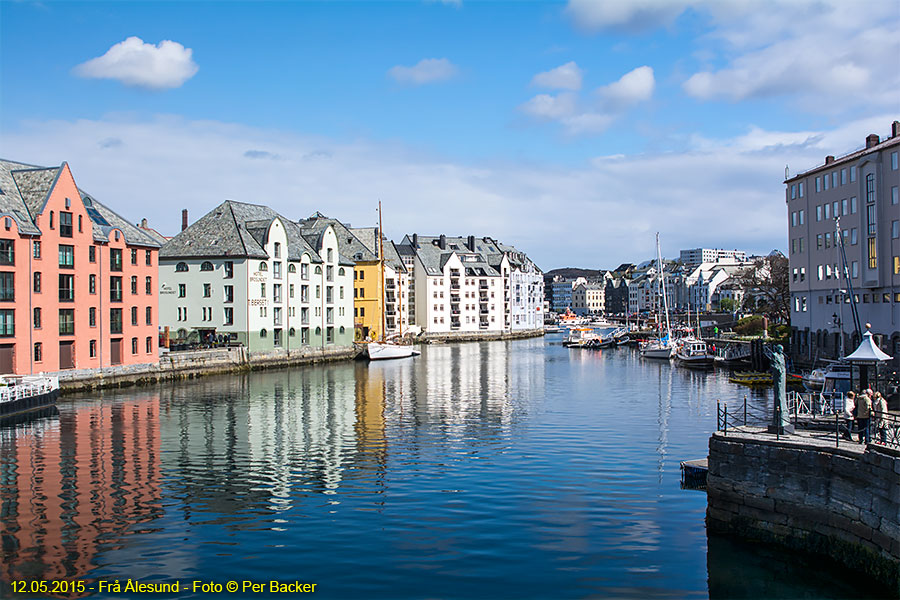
[350,226,406,272]
[400,234,501,277]
[298,212,372,266]
[0,159,160,246]
[161,200,321,261]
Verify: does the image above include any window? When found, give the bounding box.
[868,237,877,269]
[33,272,41,293]
[90,340,97,358]
[339,267,345,276]
[832,172,837,188]
[315,266,322,275]
[259,262,268,272]
[850,196,857,214]
[178,283,186,298]
[260,328,267,338]
[146,276,152,295]
[34,342,42,362]
[89,245,96,263]
[825,232,831,248]
[203,283,211,298]
[33,240,41,259]
[131,248,138,265]
[59,309,74,335]
[824,203,830,219]
[260,283,266,298]
[0,272,13,302]
[841,168,846,185]
[326,327,334,344]
[798,182,804,197]
[815,176,821,192]
[33,307,41,329]
[327,248,333,262]
[110,276,122,302]
[176,262,189,272]
[110,308,122,334]
[326,286,333,304]
[867,204,876,235]
[816,206,822,221]
[832,201,838,216]
[146,337,153,353]
[131,306,138,326]
[893,220,899,239]
[892,151,898,170]
[224,307,234,325]
[316,285,320,299]
[201,261,214,271]
[288,263,296,273]
[132,337,138,354]
[850,166,856,182]
[89,274,96,294]
[791,184,796,199]
[58,244,74,268]
[60,211,73,237]
[146,250,152,266]
[866,173,875,203]
[289,283,294,298]
[302,328,309,345]
[89,307,96,327]
[110,248,122,272]
[274,262,282,279]
[824,174,829,190]
[799,209,804,225]
[49,211,54,229]
[301,263,309,280]
[146,306,152,325]
[326,265,333,281]
[841,198,848,215]
[274,242,281,259]
[59,274,74,301]
[224,261,233,278]
[224,285,234,303]
[851,228,858,245]
[816,234,823,250]
[892,187,898,205]
[131,275,138,295]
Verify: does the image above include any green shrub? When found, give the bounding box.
[734,315,765,336]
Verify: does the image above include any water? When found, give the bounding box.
[0,337,871,598]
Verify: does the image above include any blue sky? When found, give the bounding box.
[2,0,898,268]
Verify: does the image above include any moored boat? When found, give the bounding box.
[366,341,420,360]
[675,338,715,368]
[0,375,60,424]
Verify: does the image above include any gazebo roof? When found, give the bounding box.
[845,329,893,363]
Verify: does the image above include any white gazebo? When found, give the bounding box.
[844,324,893,392]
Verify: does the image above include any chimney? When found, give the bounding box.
[439,234,446,250]
[893,120,900,138]
[467,235,475,251]
[412,233,418,248]
[825,155,835,165]
[141,218,148,228]
[866,134,880,149]
[181,209,188,232]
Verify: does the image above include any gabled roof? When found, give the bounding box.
[299,213,376,263]
[0,159,160,246]
[161,200,320,261]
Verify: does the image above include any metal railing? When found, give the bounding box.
[0,376,59,404]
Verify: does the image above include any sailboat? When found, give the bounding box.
[366,202,420,361]
[641,233,676,359]
[674,295,714,367]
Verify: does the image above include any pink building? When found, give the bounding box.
[0,160,161,374]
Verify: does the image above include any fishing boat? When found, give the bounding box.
[641,233,676,360]
[0,375,60,424]
[563,327,600,347]
[675,338,715,367]
[366,202,420,361]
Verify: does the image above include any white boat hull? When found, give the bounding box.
[366,342,420,360]
[641,345,675,359]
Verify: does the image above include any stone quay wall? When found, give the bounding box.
[707,431,900,595]
[51,345,359,394]
[420,328,544,343]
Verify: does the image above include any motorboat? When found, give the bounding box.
[544,324,563,334]
[0,375,60,424]
[641,338,676,359]
[563,327,600,347]
[675,338,715,367]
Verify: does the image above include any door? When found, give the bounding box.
[111,338,123,365]
[59,341,75,370]
[0,344,14,374]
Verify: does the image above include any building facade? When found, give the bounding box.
[785,121,900,368]
[0,160,160,374]
[679,248,747,268]
[159,201,354,354]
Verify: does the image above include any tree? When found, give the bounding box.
[719,297,736,312]
[734,252,789,323]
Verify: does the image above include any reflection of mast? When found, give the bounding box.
[378,201,386,342]
[656,361,672,483]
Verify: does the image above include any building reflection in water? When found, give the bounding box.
[0,393,162,585]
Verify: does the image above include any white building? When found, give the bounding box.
[679,248,748,268]
[159,201,354,353]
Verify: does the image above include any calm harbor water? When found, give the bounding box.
[0,336,870,599]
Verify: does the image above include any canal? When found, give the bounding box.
[0,336,869,598]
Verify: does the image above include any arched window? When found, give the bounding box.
[259,262,268,271]
[289,327,296,337]
[177,328,188,338]
[274,242,281,258]
[315,266,322,274]
[175,262,189,272]
[338,267,345,276]
[339,326,345,334]
[288,264,297,273]
[200,261,214,271]
[260,328,268,338]
[315,327,321,336]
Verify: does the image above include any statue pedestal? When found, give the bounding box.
[767,424,795,435]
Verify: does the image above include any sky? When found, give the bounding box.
[1,0,898,270]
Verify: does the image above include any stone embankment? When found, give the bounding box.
[53,345,359,394]
[707,430,899,595]
[419,328,544,343]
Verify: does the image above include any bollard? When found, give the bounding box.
[724,404,728,435]
[743,395,747,427]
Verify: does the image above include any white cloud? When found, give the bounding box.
[388,58,459,85]
[521,66,654,135]
[597,66,655,110]
[9,114,890,267]
[564,0,690,32]
[73,36,198,90]
[531,61,583,91]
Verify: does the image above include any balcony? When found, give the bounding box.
[450,319,461,330]
[479,282,488,289]
[480,308,489,315]
[479,321,490,329]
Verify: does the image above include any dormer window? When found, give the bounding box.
[175,262,189,272]
[200,261,214,271]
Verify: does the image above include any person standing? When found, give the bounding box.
[856,389,873,444]
[842,391,856,440]
[871,391,888,444]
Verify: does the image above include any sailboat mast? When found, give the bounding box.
[378,201,386,342]
[657,233,672,339]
